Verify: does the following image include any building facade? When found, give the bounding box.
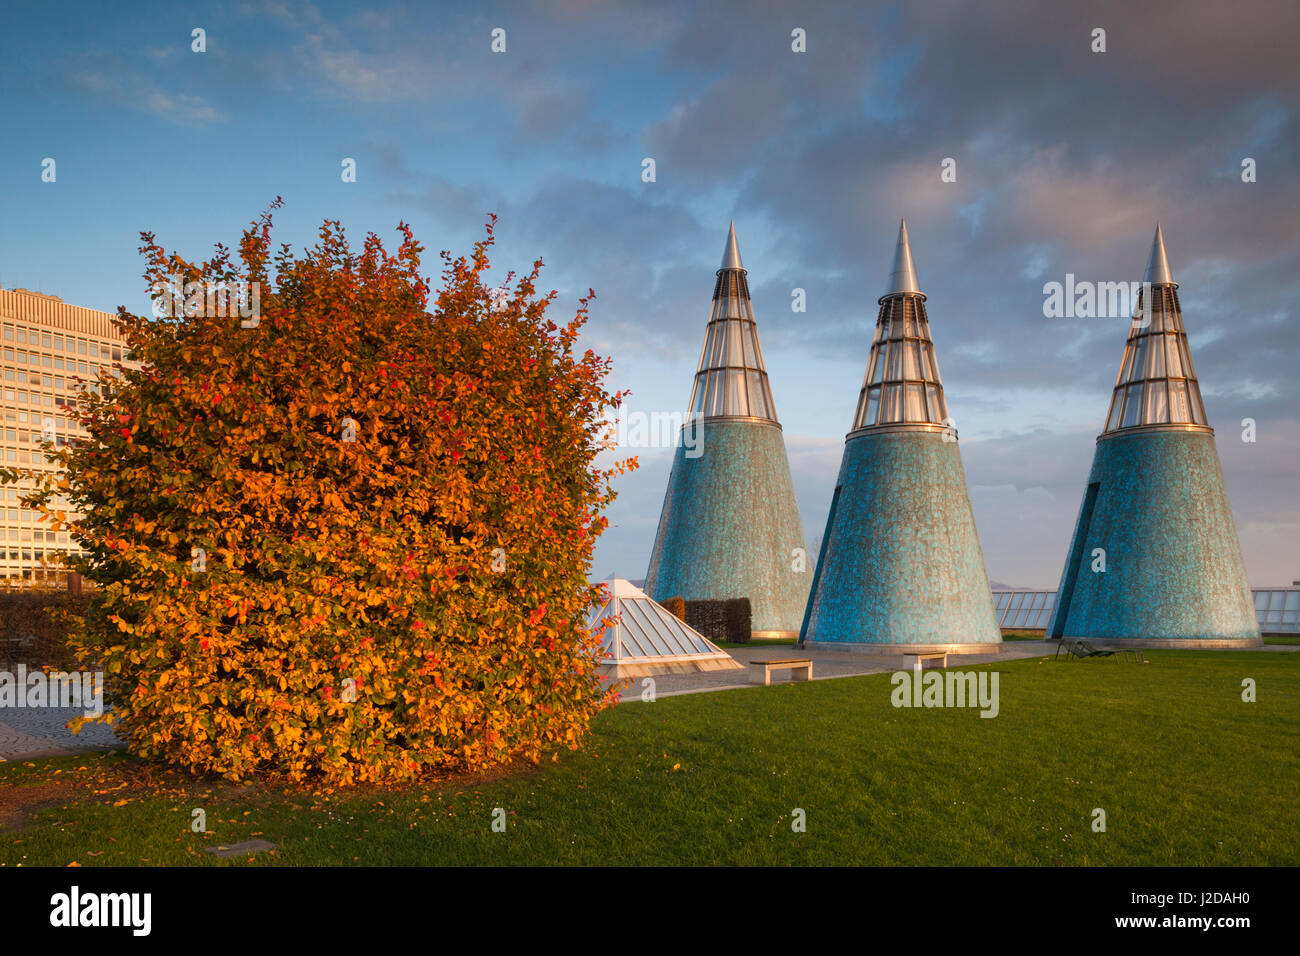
[0,286,126,586]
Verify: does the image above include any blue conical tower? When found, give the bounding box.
[1047,227,1261,647]
[801,221,1002,653]
[645,223,810,638]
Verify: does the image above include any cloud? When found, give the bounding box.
[29,0,1298,588]
[62,53,224,126]
[331,1,1300,587]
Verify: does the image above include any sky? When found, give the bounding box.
[1,0,1297,588]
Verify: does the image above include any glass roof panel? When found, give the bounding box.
[686,232,780,423]
[1102,273,1208,434]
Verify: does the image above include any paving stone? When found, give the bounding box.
[205,839,278,858]
[0,704,121,760]
[613,641,1083,700]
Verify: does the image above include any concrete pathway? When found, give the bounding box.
[0,705,120,761]
[614,639,1062,701]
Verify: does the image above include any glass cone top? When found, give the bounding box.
[850,220,951,432]
[1102,225,1209,433]
[685,222,780,423]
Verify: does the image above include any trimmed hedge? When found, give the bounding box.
[662,595,686,622]
[0,589,89,671]
[684,597,751,645]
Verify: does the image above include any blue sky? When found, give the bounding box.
[2,0,1297,587]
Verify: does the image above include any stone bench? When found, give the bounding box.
[750,658,813,686]
[903,651,948,672]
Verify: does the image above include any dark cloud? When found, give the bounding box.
[20,0,1298,584]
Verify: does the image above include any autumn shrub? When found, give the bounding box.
[18,204,633,784]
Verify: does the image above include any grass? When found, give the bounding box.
[716,637,795,649]
[1001,630,1048,641]
[1,649,1296,866]
[1263,635,1300,645]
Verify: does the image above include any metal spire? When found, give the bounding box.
[719,219,744,272]
[1101,224,1206,433]
[883,218,922,298]
[852,221,947,432]
[686,221,777,422]
[1143,223,1176,287]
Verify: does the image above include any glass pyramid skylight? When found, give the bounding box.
[586,578,741,674]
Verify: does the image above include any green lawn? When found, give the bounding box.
[1,649,1296,866]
